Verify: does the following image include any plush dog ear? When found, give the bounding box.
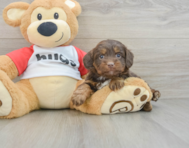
[125,47,134,69]
[65,0,82,16]
[83,50,94,70]
[3,2,30,27]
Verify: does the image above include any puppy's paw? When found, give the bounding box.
[71,83,93,106]
[152,90,161,102]
[72,94,87,106]
[109,79,125,91]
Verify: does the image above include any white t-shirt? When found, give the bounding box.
[7,45,88,80]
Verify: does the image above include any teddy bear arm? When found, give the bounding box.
[0,55,18,80]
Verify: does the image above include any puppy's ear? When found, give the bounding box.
[83,50,94,70]
[125,47,134,69]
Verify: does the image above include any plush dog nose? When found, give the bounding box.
[38,22,58,36]
[107,62,115,68]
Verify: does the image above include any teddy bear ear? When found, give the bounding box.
[65,0,82,16]
[3,2,30,27]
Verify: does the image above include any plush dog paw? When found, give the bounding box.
[0,81,12,116]
[142,102,152,112]
[152,90,161,102]
[101,85,150,114]
[109,79,124,91]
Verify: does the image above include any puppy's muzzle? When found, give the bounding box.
[37,22,57,36]
[107,62,115,68]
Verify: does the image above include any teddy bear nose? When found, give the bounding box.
[37,22,58,36]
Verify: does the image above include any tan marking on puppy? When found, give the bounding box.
[113,46,120,53]
[93,62,102,75]
[101,48,107,55]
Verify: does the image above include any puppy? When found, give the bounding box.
[72,40,161,110]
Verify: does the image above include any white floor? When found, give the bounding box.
[0,99,188,148]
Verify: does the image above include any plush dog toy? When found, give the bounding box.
[0,0,157,118]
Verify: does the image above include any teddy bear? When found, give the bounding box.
[0,0,156,118]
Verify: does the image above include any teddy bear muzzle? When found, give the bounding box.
[27,19,71,48]
[37,22,58,37]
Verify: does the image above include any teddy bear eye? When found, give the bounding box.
[37,13,42,20]
[54,13,59,19]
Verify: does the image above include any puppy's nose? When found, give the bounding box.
[107,62,115,68]
[38,22,57,36]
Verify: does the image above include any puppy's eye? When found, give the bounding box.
[99,55,104,59]
[116,53,121,58]
[54,13,59,19]
[37,13,42,20]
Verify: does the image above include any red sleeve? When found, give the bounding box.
[6,45,34,76]
[74,46,88,76]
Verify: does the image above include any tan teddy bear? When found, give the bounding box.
[0,0,155,119]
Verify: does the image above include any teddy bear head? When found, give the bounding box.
[3,0,81,48]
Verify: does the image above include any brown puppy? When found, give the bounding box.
[72,40,161,110]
